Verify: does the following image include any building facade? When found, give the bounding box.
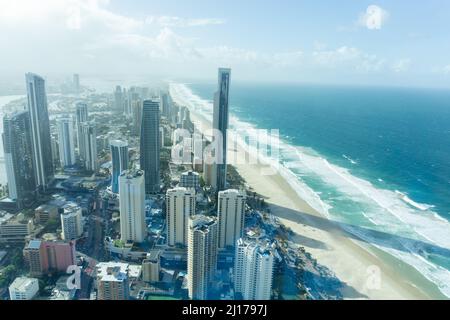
[217,189,246,248]
[212,68,231,191]
[234,238,275,300]
[140,100,160,194]
[80,122,98,172]
[9,277,39,300]
[142,250,161,282]
[2,111,37,208]
[179,170,200,190]
[25,73,54,189]
[23,239,76,276]
[166,187,196,247]
[187,215,218,300]
[57,117,76,167]
[75,102,88,161]
[110,140,129,193]
[96,262,132,300]
[60,203,83,240]
[119,169,146,243]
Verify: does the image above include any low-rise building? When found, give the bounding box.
[95,262,141,300]
[60,203,83,240]
[34,204,58,225]
[142,250,161,283]
[23,239,76,276]
[9,277,39,300]
[0,212,36,243]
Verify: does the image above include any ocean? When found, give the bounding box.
[170,82,450,298]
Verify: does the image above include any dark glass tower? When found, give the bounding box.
[140,100,160,194]
[2,111,37,208]
[212,68,231,191]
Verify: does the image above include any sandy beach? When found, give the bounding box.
[188,110,445,300]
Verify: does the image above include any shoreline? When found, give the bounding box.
[187,108,445,300]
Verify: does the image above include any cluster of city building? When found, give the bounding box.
[0,68,277,301]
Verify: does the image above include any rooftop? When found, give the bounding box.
[120,169,144,179]
[26,239,42,250]
[181,170,199,177]
[9,277,39,291]
[190,215,217,232]
[110,140,128,147]
[96,262,141,282]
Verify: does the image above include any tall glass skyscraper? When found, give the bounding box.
[25,73,54,190]
[80,122,98,172]
[2,111,37,209]
[114,85,123,113]
[212,68,231,191]
[75,102,88,161]
[110,140,129,193]
[140,100,160,194]
[57,117,76,167]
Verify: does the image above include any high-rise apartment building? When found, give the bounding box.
[25,73,54,189]
[166,187,196,247]
[217,189,246,248]
[119,169,146,243]
[234,238,275,300]
[110,140,128,193]
[187,215,218,300]
[57,117,76,167]
[75,102,88,160]
[80,122,98,172]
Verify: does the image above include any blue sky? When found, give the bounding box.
[1,0,450,87]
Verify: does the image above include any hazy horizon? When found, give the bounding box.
[1,0,450,89]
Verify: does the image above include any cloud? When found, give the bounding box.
[312,46,385,72]
[145,16,225,28]
[392,59,412,73]
[358,5,389,30]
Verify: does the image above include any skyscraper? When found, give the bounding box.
[187,215,218,300]
[140,100,160,194]
[57,117,76,167]
[75,102,88,161]
[131,99,142,136]
[2,111,37,208]
[119,169,146,243]
[110,140,129,193]
[217,189,246,249]
[166,187,196,247]
[160,92,171,118]
[80,122,98,172]
[234,238,275,300]
[25,73,54,190]
[212,68,231,191]
[114,85,123,113]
